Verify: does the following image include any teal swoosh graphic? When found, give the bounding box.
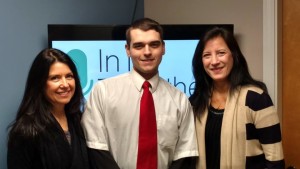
[68,49,93,95]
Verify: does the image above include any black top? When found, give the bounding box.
[205,105,224,169]
[7,114,89,169]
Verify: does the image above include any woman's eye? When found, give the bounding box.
[66,74,74,80]
[202,53,210,58]
[50,76,60,81]
[218,51,226,56]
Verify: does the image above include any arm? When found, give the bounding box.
[81,82,119,168]
[168,157,197,169]
[247,90,285,169]
[172,97,198,162]
[88,148,120,169]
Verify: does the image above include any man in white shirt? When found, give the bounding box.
[81,17,198,169]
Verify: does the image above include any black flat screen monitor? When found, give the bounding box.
[48,24,233,98]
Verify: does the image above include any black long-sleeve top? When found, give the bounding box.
[7,115,89,169]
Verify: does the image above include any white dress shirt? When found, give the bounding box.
[81,70,198,169]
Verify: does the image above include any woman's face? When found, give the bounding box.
[45,62,75,108]
[202,36,233,83]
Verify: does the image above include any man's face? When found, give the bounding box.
[125,29,165,80]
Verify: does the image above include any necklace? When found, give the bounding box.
[209,105,224,115]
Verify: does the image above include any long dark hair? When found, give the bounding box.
[8,48,84,147]
[189,27,267,118]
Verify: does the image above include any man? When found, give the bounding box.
[81,17,198,169]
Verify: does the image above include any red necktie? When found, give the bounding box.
[137,81,158,169]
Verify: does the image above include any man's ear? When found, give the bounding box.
[125,44,131,57]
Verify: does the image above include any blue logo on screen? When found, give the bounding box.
[67,49,93,96]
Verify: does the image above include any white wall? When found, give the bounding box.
[145,0,263,80]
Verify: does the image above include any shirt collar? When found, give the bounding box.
[130,69,159,93]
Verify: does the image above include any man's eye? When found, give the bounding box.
[150,42,161,48]
[133,44,144,49]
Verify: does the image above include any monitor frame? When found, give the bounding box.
[48,24,234,44]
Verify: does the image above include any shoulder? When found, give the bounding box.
[9,115,38,136]
[88,73,133,103]
[158,77,190,103]
[93,73,130,88]
[159,77,185,93]
[91,73,131,92]
[240,85,273,111]
[8,122,39,149]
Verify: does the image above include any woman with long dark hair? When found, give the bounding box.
[190,27,284,169]
[7,48,89,169]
